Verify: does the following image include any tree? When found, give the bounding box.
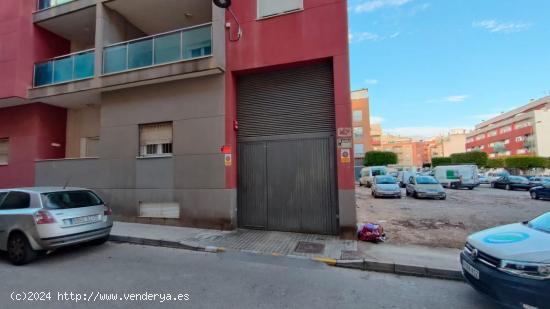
[450,151,489,167]
[431,157,452,167]
[486,158,505,169]
[504,156,549,171]
[363,151,398,166]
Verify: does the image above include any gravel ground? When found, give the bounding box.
[356,184,550,249]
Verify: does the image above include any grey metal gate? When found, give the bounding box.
[237,63,338,235]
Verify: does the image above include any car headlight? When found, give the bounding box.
[500,260,550,280]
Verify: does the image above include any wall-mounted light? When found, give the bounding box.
[213,0,242,41]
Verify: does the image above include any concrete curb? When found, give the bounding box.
[108,235,225,253]
[332,259,463,281]
[109,235,462,281]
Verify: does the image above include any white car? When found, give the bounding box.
[0,188,113,265]
[461,212,550,308]
[359,166,387,188]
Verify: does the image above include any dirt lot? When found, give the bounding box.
[356,185,550,249]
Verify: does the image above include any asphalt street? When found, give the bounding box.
[0,242,500,309]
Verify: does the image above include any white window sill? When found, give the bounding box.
[136,154,173,159]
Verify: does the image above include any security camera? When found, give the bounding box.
[213,0,231,9]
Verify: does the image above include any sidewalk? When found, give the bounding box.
[110,221,462,280]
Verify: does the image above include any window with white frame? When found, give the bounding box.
[139,122,173,157]
[515,136,525,142]
[0,138,8,165]
[353,127,364,138]
[354,144,364,156]
[258,0,303,19]
[353,110,363,122]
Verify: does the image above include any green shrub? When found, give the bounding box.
[431,157,452,167]
[486,158,505,169]
[504,156,549,170]
[450,151,489,167]
[363,151,398,166]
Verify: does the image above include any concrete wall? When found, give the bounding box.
[36,75,235,229]
[535,109,550,157]
[65,105,101,158]
[102,6,146,45]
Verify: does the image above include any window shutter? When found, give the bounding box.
[139,123,172,145]
[258,0,303,18]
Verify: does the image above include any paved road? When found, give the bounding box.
[0,243,499,309]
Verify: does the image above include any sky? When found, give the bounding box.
[348,0,550,138]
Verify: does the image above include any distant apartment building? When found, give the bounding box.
[352,89,372,160]
[378,135,427,167]
[370,123,382,150]
[0,0,355,236]
[466,96,550,158]
[427,129,467,160]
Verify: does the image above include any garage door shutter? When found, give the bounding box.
[237,62,335,140]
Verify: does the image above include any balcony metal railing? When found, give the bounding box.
[37,0,75,10]
[33,49,95,87]
[103,23,212,75]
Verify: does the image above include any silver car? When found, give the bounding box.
[0,187,112,265]
[372,176,402,198]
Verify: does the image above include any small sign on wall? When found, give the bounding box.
[337,127,352,137]
[340,149,351,164]
[224,154,232,166]
[337,138,353,148]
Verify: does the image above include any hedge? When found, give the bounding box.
[486,158,505,169]
[363,151,398,166]
[504,156,549,170]
[450,151,488,167]
[431,157,452,167]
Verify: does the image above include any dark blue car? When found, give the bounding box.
[530,183,550,200]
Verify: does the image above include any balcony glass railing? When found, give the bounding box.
[37,0,75,10]
[103,24,212,75]
[34,50,95,87]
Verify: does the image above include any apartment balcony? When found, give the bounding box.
[29,0,225,105]
[34,0,96,23]
[33,49,95,87]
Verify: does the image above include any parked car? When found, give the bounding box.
[461,212,550,309]
[530,183,550,200]
[478,174,490,185]
[371,176,401,199]
[0,188,113,265]
[529,176,550,187]
[491,176,533,191]
[397,171,417,188]
[433,165,479,190]
[406,176,446,200]
[487,171,510,183]
[359,166,388,188]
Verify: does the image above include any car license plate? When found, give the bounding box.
[65,215,100,226]
[462,260,480,280]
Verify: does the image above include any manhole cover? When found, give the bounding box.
[294,242,325,254]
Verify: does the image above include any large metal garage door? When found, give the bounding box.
[237,62,338,235]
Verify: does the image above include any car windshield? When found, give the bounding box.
[42,190,103,209]
[510,176,528,182]
[376,177,396,184]
[528,213,550,234]
[416,176,438,184]
[372,169,386,176]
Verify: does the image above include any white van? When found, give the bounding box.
[359,166,388,188]
[433,165,479,190]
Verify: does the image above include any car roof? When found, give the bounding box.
[0,187,91,194]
